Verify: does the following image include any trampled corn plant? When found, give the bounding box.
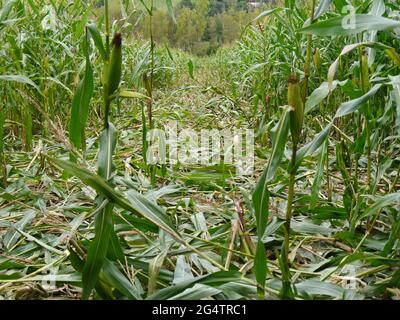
[137,0,176,183]
[0,0,94,151]
[51,0,181,299]
[252,0,400,299]
[1,0,400,301]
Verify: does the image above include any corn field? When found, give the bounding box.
[0,0,399,301]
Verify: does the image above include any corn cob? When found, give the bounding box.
[107,33,122,97]
[288,75,304,146]
[361,49,370,93]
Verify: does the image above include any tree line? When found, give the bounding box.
[99,0,277,56]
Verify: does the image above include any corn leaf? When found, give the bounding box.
[98,123,117,180]
[359,193,400,220]
[303,0,333,27]
[87,23,107,61]
[102,259,142,300]
[301,14,400,36]
[165,0,176,24]
[3,210,36,251]
[50,158,181,240]
[305,80,346,114]
[69,53,94,153]
[82,202,114,300]
[251,105,291,297]
[0,75,41,94]
[119,90,149,99]
[295,84,383,169]
[310,141,328,209]
[146,271,242,300]
[327,42,393,87]
[148,246,171,295]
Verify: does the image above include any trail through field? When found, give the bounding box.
[1,0,400,301]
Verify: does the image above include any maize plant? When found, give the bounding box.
[0,0,399,302]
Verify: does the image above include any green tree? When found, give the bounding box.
[178,0,195,10]
[215,16,224,43]
[236,0,249,11]
[175,8,207,52]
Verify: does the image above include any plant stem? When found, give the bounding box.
[149,0,154,129]
[302,0,317,103]
[104,96,110,129]
[284,144,297,266]
[105,0,110,55]
[103,0,110,129]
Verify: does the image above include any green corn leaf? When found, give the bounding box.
[262,105,291,183]
[367,0,386,66]
[3,210,36,251]
[107,230,125,262]
[242,8,282,35]
[146,271,242,300]
[305,80,347,114]
[13,227,64,255]
[50,158,181,241]
[252,174,269,295]
[69,248,85,272]
[332,0,346,11]
[168,283,222,300]
[279,247,295,299]
[119,90,149,99]
[82,202,114,300]
[107,33,122,96]
[310,141,328,209]
[372,158,393,194]
[327,42,393,87]
[359,193,400,220]
[125,190,180,240]
[252,105,291,298]
[148,246,171,295]
[141,102,148,163]
[303,0,333,27]
[301,14,400,36]
[81,122,119,299]
[335,142,354,199]
[0,75,41,94]
[295,123,333,171]
[139,0,152,15]
[385,48,400,67]
[188,60,194,79]
[335,84,382,118]
[382,220,400,257]
[312,0,332,20]
[69,52,94,153]
[389,75,400,136]
[165,0,176,24]
[87,23,107,61]
[98,123,117,180]
[102,259,142,300]
[295,84,382,169]
[254,231,268,298]
[296,280,348,299]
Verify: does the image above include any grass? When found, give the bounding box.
[0,0,399,300]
